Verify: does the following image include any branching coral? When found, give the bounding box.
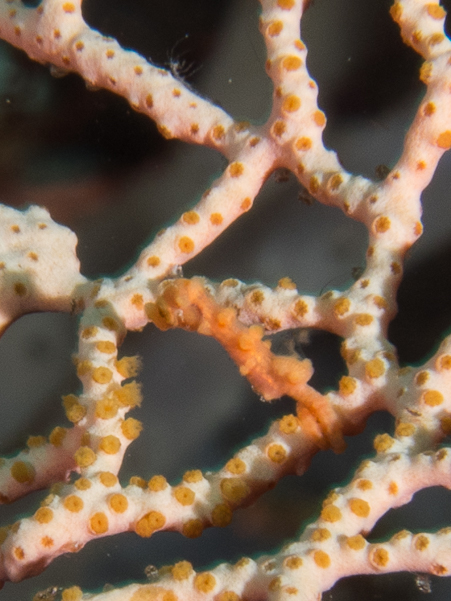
[0,0,450,599]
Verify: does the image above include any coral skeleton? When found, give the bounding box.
[0,0,450,599]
